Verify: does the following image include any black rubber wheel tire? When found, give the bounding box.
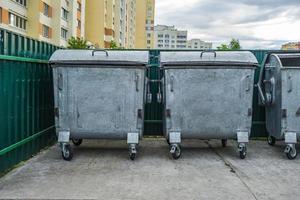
[72,139,83,146]
[286,148,297,160]
[171,146,181,160]
[62,144,73,161]
[129,153,136,161]
[239,147,247,159]
[267,136,276,146]
[221,139,227,147]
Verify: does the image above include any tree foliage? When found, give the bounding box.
[110,40,118,49]
[67,37,88,49]
[217,39,241,50]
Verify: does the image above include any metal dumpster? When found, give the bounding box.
[257,52,300,159]
[49,50,148,161]
[161,51,258,159]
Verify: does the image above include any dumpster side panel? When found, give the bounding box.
[164,68,255,139]
[55,67,145,139]
[281,68,300,140]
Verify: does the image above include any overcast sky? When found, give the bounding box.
[155,0,300,49]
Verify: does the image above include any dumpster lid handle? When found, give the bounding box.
[92,49,109,57]
[200,50,217,58]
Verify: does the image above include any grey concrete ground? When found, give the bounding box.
[0,139,299,200]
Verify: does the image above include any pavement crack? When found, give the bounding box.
[204,141,259,200]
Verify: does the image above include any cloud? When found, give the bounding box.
[155,0,300,49]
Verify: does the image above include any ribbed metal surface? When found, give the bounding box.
[0,29,58,174]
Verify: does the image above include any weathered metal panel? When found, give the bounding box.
[0,28,57,175]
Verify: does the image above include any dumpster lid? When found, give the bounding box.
[161,51,258,68]
[49,50,148,67]
[270,53,300,68]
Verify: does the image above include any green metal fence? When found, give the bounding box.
[0,29,58,175]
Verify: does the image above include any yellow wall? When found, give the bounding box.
[85,0,105,48]
[135,0,147,48]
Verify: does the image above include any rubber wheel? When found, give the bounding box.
[239,146,247,159]
[267,136,276,146]
[171,146,181,160]
[129,152,136,161]
[166,139,170,145]
[221,139,227,147]
[286,147,297,160]
[62,144,73,161]
[72,139,83,146]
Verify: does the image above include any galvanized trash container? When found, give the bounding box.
[161,51,258,159]
[257,52,300,159]
[49,50,148,161]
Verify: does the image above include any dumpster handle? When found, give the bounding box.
[200,51,217,58]
[91,49,109,57]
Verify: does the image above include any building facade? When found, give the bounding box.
[281,42,300,50]
[187,39,212,50]
[0,0,85,47]
[135,0,155,49]
[85,0,137,49]
[154,25,187,49]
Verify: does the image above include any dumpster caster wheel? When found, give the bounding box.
[221,139,227,147]
[285,145,297,160]
[62,144,73,161]
[238,144,247,159]
[267,136,276,146]
[129,152,136,160]
[170,144,181,160]
[72,139,83,146]
[129,144,137,161]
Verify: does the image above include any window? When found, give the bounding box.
[158,44,163,48]
[9,13,27,30]
[158,34,163,38]
[165,34,169,38]
[165,40,169,43]
[61,8,68,21]
[14,0,26,6]
[77,2,81,11]
[147,33,151,38]
[177,35,187,39]
[158,39,163,43]
[43,25,50,38]
[61,28,67,39]
[77,20,81,29]
[147,40,151,44]
[43,3,50,16]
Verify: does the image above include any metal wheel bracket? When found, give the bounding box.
[58,130,70,143]
[170,144,178,154]
[129,144,137,154]
[169,132,181,144]
[237,131,249,143]
[238,143,246,152]
[285,132,297,144]
[127,132,139,144]
[284,144,295,154]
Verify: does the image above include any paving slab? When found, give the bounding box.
[0,139,299,200]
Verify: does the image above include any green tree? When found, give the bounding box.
[110,40,118,49]
[229,39,241,50]
[217,39,241,50]
[217,44,229,50]
[67,37,88,49]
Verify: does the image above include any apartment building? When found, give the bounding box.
[154,25,187,49]
[85,0,137,49]
[0,0,85,47]
[187,39,212,50]
[282,42,300,50]
[135,0,155,49]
